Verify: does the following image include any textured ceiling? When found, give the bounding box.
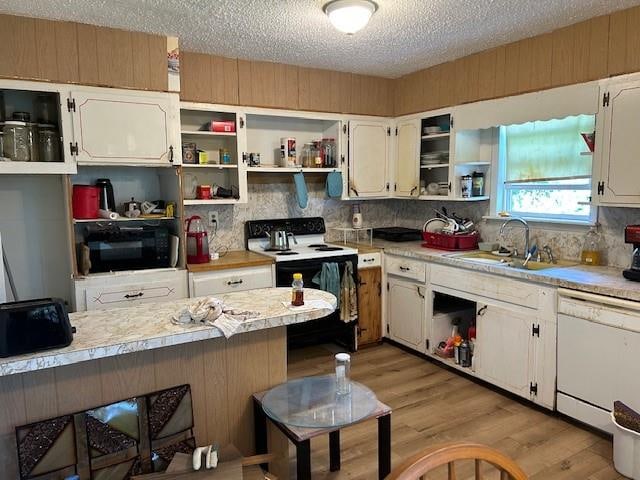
[1,0,639,78]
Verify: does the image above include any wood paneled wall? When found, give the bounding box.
[0,328,289,479]
[393,7,640,115]
[0,14,167,91]
[181,51,394,116]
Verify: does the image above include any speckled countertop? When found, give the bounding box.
[364,240,640,302]
[0,288,336,378]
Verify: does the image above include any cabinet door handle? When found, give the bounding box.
[399,266,410,272]
[169,145,174,163]
[363,258,375,263]
[416,286,425,299]
[239,117,245,128]
[124,292,144,299]
[227,279,244,286]
[477,305,488,316]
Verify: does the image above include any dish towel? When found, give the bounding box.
[171,297,260,338]
[340,261,358,323]
[326,171,343,198]
[312,262,341,308]
[293,172,308,209]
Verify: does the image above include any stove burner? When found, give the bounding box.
[308,244,328,248]
[315,247,344,252]
[264,248,290,252]
[276,251,300,256]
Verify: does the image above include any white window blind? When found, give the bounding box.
[504,115,595,184]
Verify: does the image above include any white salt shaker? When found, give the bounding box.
[335,353,351,394]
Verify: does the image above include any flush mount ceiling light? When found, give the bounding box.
[323,0,378,35]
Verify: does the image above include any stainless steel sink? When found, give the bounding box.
[445,251,578,270]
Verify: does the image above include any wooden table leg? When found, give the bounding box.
[295,439,312,480]
[253,397,269,471]
[378,413,391,480]
[329,430,341,471]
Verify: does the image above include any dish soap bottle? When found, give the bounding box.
[291,273,304,306]
[581,225,603,266]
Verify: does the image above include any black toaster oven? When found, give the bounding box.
[0,298,75,358]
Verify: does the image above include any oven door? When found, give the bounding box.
[276,255,358,351]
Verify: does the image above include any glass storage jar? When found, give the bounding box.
[321,138,336,167]
[34,94,57,124]
[301,143,314,168]
[3,121,31,161]
[37,124,61,162]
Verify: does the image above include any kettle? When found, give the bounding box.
[185,216,209,264]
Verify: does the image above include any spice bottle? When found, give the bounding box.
[581,225,603,266]
[291,273,304,306]
[335,353,351,394]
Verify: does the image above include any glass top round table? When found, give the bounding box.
[261,374,379,428]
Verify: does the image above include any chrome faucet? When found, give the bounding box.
[499,217,530,259]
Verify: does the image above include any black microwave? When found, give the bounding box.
[85,225,171,273]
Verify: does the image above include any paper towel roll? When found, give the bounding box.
[98,209,119,220]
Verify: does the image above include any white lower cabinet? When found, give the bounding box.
[387,276,427,352]
[475,301,536,399]
[189,265,274,297]
[385,259,556,409]
[73,269,188,311]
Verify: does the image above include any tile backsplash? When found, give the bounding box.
[188,180,638,269]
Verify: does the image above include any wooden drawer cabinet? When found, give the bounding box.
[189,265,273,297]
[357,267,382,347]
[385,255,426,282]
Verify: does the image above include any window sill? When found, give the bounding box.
[482,215,595,229]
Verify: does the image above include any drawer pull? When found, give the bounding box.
[477,306,488,316]
[399,266,411,272]
[227,279,244,286]
[363,258,375,263]
[124,292,144,299]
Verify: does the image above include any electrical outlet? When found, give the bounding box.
[208,211,218,227]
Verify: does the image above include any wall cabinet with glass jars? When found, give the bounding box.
[0,80,75,174]
[0,79,182,174]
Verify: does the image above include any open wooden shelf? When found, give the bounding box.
[182,164,238,169]
[73,216,175,224]
[181,130,236,137]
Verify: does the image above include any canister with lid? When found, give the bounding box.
[3,121,30,161]
[460,175,472,198]
[472,171,485,197]
[37,124,60,162]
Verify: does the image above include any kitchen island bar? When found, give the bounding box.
[0,288,336,479]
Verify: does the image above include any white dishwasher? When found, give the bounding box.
[557,288,640,433]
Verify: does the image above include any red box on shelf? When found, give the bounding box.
[422,231,478,251]
[208,121,235,133]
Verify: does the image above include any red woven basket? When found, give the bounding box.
[422,231,478,251]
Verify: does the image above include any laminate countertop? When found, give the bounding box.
[187,250,273,272]
[0,288,336,378]
[368,239,640,302]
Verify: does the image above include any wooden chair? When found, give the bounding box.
[386,443,528,480]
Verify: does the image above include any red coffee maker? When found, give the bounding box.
[185,216,209,264]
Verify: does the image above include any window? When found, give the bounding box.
[498,115,595,222]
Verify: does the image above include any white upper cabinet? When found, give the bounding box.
[597,79,640,205]
[0,79,76,174]
[348,119,390,198]
[70,87,181,166]
[394,119,420,197]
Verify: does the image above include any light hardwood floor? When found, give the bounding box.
[287,343,622,480]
